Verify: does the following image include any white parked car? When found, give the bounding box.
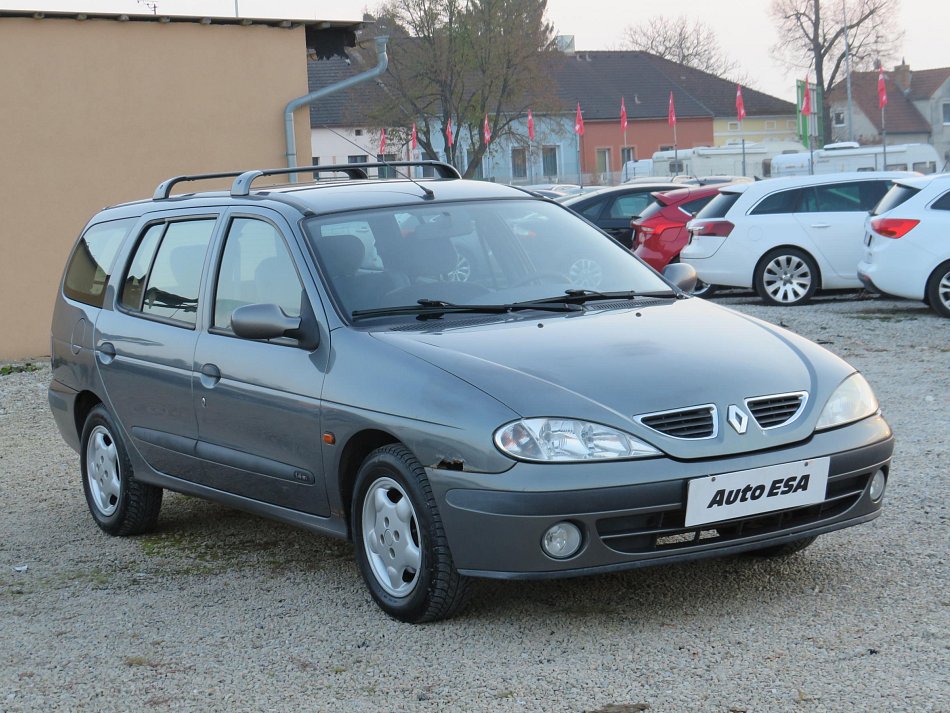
[858,173,950,317]
[681,172,913,305]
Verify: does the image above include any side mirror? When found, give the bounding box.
[663,263,698,293]
[231,303,317,349]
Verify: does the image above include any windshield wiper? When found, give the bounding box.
[527,288,676,305]
[351,298,583,321]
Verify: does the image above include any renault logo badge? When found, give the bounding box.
[727,404,749,434]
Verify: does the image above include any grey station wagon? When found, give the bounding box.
[49,161,894,622]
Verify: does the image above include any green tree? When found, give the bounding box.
[770,0,903,142]
[372,0,558,178]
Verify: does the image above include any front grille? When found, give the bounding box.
[638,405,716,439]
[596,469,871,555]
[747,392,807,429]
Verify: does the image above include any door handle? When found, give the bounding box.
[96,341,116,365]
[199,363,221,388]
[810,223,831,228]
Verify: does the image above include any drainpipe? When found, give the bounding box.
[284,35,389,183]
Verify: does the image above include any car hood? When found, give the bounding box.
[370,298,855,459]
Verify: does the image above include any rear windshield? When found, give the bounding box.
[694,191,740,219]
[62,218,135,308]
[871,184,920,216]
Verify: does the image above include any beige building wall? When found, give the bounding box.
[713,116,802,146]
[0,16,313,359]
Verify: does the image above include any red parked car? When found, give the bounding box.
[632,184,726,297]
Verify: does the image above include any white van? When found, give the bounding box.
[770,142,940,177]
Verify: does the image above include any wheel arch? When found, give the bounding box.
[336,428,400,538]
[74,390,104,443]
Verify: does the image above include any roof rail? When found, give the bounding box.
[230,161,461,197]
[153,171,248,200]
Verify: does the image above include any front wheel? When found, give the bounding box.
[925,260,950,317]
[352,445,471,623]
[754,248,819,306]
[80,405,162,536]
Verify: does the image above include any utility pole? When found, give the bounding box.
[842,0,854,141]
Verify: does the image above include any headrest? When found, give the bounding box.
[319,234,365,277]
[408,238,458,278]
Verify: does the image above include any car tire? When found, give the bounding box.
[80,404,162,536]
[925,260,950,318]
[745,535,817,558]
[352,444,471,623]
[754,248,819,306]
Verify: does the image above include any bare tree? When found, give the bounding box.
[622,16,747,82]
[370,0,558,178]
[770,0,903,142]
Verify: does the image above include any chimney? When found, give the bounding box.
[892,58,911,92]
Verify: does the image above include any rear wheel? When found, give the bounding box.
[755,248,819,306]
[925,260,950,317]
[80,405,162,536]
[352,444,471,623]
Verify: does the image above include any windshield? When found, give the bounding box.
[303,199,671,318]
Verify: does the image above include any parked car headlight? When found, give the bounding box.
[494,418,661,462]
[815,373,879,431]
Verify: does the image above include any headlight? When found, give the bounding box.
[815,373,879,431]
[494,418,661,462]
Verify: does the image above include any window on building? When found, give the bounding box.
[659,144,674,151]
[376,153,398,178]
[541,146,558,177]
[595,148,611,174]
[765,120,777,130]
[347,154,368,163]
[942,102,950,124]
[511,147,527,179]
[728,122,739,131]
[833,111,845,127]
[621,147,636,163]
[311,157,320,180]
[355,129,363,136]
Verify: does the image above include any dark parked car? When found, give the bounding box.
[50,161,894,623]
[560,182,680,247]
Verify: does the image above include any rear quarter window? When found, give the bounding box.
[749,188,801,215]
[931,191,950,211]
[62,218,135,308]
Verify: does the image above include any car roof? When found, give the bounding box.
[561,182,681,205]
[892,172,950,190]
[96,175,538,221]
[717,171,917,196]
[655,183,730,204]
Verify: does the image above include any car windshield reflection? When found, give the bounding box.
[303,199,670,318]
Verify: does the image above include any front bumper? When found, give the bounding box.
[429,415,893,579]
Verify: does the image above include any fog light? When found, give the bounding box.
[542,521,582,559]
[869,469,887,502]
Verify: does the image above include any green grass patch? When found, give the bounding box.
[0,362,41,376]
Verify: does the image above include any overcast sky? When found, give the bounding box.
[7,0,948,101]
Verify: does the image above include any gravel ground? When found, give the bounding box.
[1,293,947,713]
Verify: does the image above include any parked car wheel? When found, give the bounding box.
[755,248,819,306]
[80,405,162,536]
[352,444,471,623]
[925,260,950,318]
[690,279,717,298]
[744,536,818,558]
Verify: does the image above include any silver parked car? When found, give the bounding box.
[50,162,894,622]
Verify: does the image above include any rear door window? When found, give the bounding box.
[805,181,888,212]
[931,191,950,211]
[608,192,653,219]
[62,218,135,308]
[120,219,216,326]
